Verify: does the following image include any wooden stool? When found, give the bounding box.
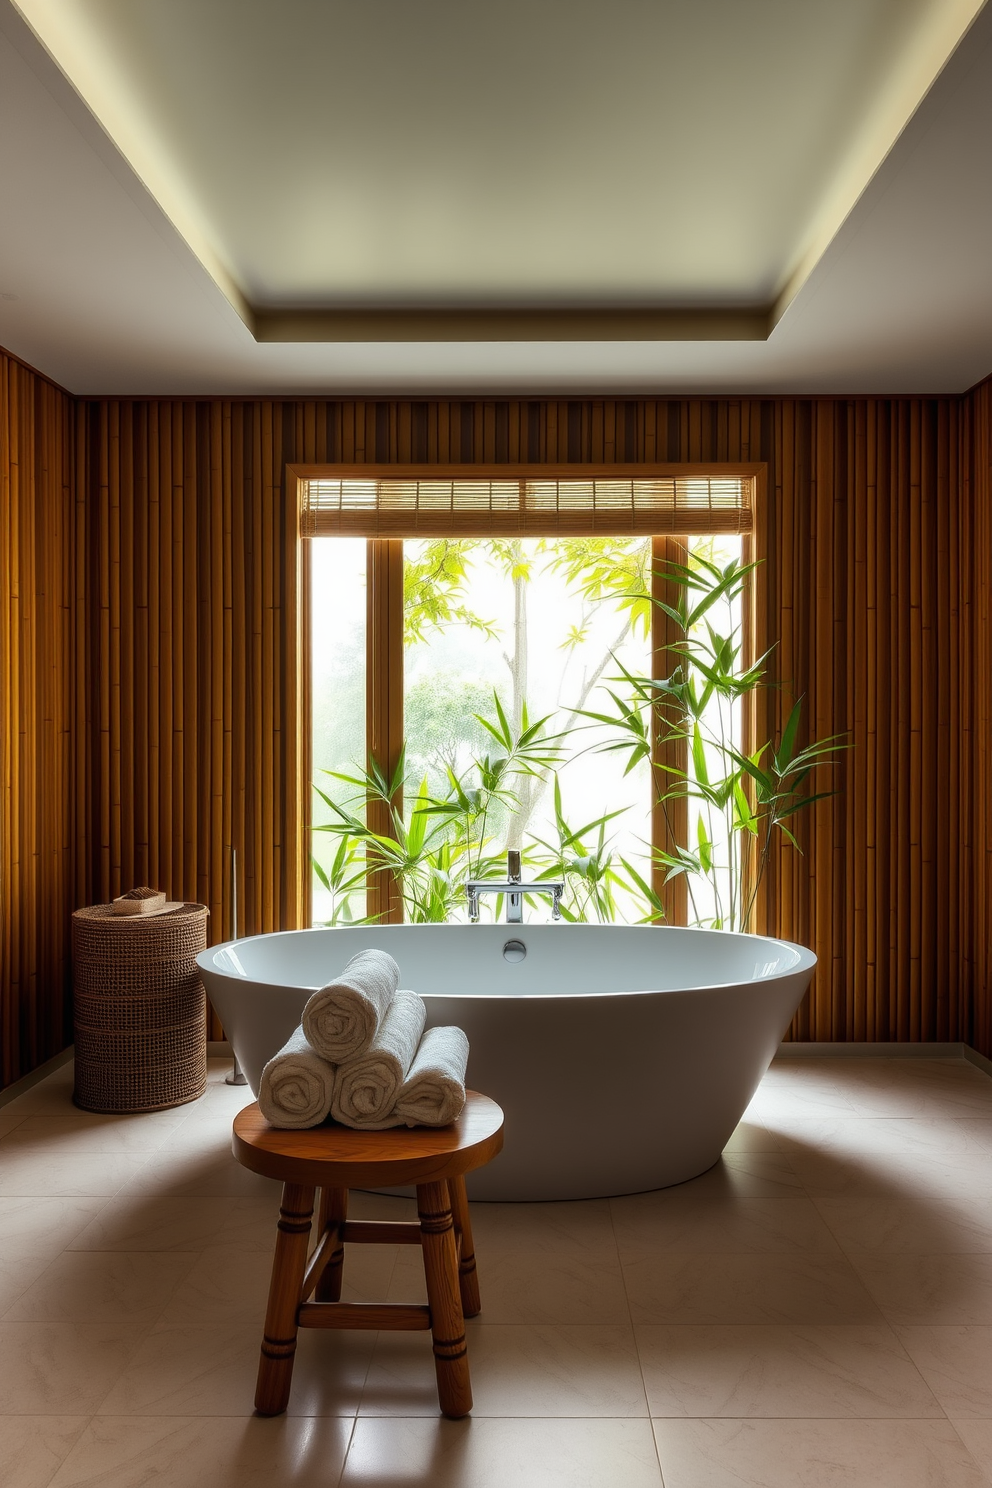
[233,1092,504,1419]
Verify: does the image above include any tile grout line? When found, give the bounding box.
[609,1190,667,1482]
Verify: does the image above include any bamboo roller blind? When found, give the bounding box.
[301,475,753,537]
[7,377,992,1086]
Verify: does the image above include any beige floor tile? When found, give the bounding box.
[745,1088,861,1122]
[786,1148,992,1199]
[156,1243,398,1328]
[67,1195,278,1251]
[126,1118,279,1199]
[0,1113,185,1154]
[130,1118,279,1196]
[722,1120,782,1152]
[816,1197,992,1253]
[334,1244,401,1304]
[47,1415,352,1488]
[97,1323,372,1417]
[66,1196,236,1250]
[346,1191,418,1222]
[388,1245,630,1324]
[178,1085,256,1120]
[0,1068,78,1116]
[361,1324,647,1418]
[285,1329,379,1417]
[849,1251,992,1324]
[897,1326,992,1415]
[841,1084,992,1120]
[0,1416,89,1488]
[152,1116,246,1154]
[0,1252,71,1315]
[205,1057,238,1078]
[947,1118,992,1153]
[872,1067,992,1118]
[0,1196,108,1250]
[610,1194,841,1259]
[636,1324,940,1417]
[661,1151,804,1198]
[153,1248,274,1327]
[772,1115,986,1156]
[128,1148,278,1199]
[340,1417,664,1487]
[0,1200,111,1312]
[0,1151,150,1198]
[95,1324,269,1416]
[211,1195,290,1246]
[0,1321,144,1413]
[4,1249,197,1323]
[652,1417,987,1487]
[2,1050,990,1482]
[769,1060,988,1105]
[951,1420,992,1480]
[464,1199,616,1255]
[623,1251,883,1325]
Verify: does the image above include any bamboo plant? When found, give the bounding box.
[579,551,845,930]
[312,544,844,931]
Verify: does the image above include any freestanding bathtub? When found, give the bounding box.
[198,923,815,1201]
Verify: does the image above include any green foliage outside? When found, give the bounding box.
[312,538,844,931]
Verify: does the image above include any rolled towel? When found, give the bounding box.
[394,1025,470,1128]
[303,948,400,1063]
[330,987,427,1130]
[258,1026,335,1129]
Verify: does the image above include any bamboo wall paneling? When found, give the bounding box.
[964,377,992,1058]
[0,350,74,1089]
[6,371,992,1093]
[74,401,309,1040]
[77,393,991,1052]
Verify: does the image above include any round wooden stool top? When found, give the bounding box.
[233,1091,504,1190]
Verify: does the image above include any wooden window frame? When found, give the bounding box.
[291,462,763,927]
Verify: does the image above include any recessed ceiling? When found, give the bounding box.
[0,0,990,395]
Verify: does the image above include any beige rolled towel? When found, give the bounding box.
[394,1025,470,1128]
[302,948,400,1063]
[330,987,427,1130]
[258,1026,335,1129]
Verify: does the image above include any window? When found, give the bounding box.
[298,467,756,929]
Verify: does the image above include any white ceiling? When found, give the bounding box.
[0,0,990,396]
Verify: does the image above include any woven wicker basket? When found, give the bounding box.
[72,901,209,1113]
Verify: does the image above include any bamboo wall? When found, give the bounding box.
[74,396,979,1049]
[73,401,305,950]
[4,379,992,1086]
[963,379,992,1059]
[0,350,75,1086]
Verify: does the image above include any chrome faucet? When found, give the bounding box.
[466,850,564,924]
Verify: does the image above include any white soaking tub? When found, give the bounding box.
[198,923,815,1201]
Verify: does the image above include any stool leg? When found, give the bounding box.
[315,1187,348,1302]
[417,1179,472,1418]
[447,1175,481,1317]
[255,1182,315,1416]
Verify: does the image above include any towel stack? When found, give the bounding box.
[258,949,470,1132]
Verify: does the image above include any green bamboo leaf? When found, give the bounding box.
[685,567,745,629]
[774,699,804,774]
[773,788,839,820]
[696,815,713,873]
[690,722,710,787]
[618,856,664,911]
